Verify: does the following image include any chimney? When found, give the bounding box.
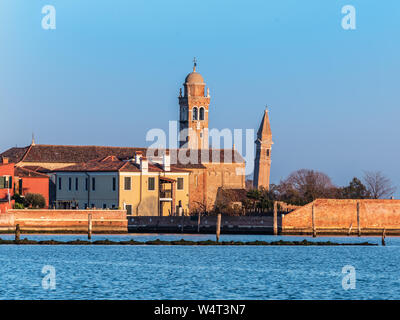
[163,151,171,172]
[135,151,143,164]
[1,157,9,164]
[140,157,148,173]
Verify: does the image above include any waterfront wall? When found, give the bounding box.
[0,209,127,233]
[128,215,279,234]
[282,199,400,235]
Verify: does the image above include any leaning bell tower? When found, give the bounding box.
[253,107,273,190]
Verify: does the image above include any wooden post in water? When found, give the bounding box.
[357,202,361,237]
[312,204,316,237]
[273,201,278,236]
[88,213,92,240]
[15,224,20,242]
[382,228,386,246]
[348,223,353,236]
[181,212,184,233]
[197,214,201,233]
[216,214,221,242]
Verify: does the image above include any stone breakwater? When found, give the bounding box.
[0,238,376,246]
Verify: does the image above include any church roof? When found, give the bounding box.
[0,145,244,168]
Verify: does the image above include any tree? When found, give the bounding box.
[338,177,371,199]
[363,171,396,199]
[277,169,336,205]
[24,193,46,208]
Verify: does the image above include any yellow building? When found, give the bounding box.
[53,153,190,216]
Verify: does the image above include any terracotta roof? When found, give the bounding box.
[0,146,30,163]
[20,166,51,173]
[54,157,189,173]
[0,145,244,167]
[15,167,50,179]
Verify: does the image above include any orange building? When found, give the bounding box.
[0,158,14,213]
[14,167,50,208]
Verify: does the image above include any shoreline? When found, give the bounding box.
[0,238,377,246]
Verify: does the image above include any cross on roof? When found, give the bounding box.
[193,57,197,71]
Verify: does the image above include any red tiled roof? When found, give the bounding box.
[53,157,189,173]
[20,166,52,173]
[0,146,30,163]
[0,145,245,167]
[15,167,50,179]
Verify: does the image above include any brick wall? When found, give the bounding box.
[282,199,400,235]
[1,209,127,233]
[128,215,279,234]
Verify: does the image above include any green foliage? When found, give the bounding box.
[11,193,24,204]
[13,202,25,209]
[23,193,46,209]
[337,177,371,199]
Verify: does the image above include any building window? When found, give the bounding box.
[126,204,132,215]
[112,177,116,191]
[148,177,155,191]
[91,204,95,208]
[0,176,12,189]
[199,107,205,120]
[19,179,23,194]
[177,177,184,190]
[192,107,198,120]
[103,204,107,209]
[68,177,72,191]
[124,177,131,190]
[84,203,88,209]
[58,177,62,190]
[112,204,116,209]
[267,149,270,157]
[75,177,79,191]
[92,177,96,191]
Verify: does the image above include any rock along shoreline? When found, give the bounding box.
[0,238,377,246]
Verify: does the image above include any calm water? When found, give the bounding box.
[0,233,398,300]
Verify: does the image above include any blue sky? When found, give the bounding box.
[0,0,399,192]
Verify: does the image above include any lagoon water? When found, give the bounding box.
[0,233,398,300]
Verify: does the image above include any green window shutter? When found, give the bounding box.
[0,177,5,189]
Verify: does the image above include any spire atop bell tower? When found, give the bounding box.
[254,107,273,190]
[257,106,272,141]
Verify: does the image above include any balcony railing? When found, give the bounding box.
[160,190,172,199]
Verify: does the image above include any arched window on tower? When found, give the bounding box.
[266,149,270,157]
[199,107,205,120]
[193,107,198,120]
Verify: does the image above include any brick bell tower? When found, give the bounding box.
[253,107,273,190]
[179,58,210,149]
